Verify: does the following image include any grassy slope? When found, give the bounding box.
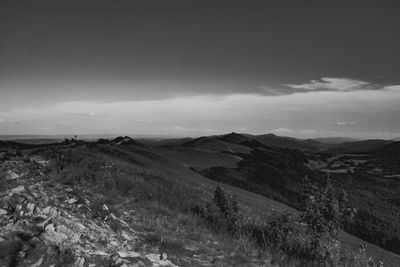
[101,143,400,266]
[3,138,399,265]
[1,150,276,266]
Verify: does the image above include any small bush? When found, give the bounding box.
[295,180,357,265]
[213,186,239,227]
[248,212,295,250]
[0,170,7,192]
[196,186,240,232]
[349,244,375,267]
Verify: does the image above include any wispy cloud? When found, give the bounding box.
[285,77,372,92]
[328,121,357,126]
[257,86,293,96]
[257,77,377,96]
[66,111,106,117]
[0,118,21,124]
[1,79,399,138]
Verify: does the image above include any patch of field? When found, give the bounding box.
[157,146,242,169]
[321,168,353,174]
[304,159,327,169]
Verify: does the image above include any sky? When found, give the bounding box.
[0,0,399,139]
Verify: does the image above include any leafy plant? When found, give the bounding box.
[299,179,356,264]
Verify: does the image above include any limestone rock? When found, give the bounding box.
[74,256,86,267]
[117,251,141,258]
[67,198,78,204]
[6,170,20,180]
[0,208,7,216]
[9,185,25,196]
[161,252,168,260]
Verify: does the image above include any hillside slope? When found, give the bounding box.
[1,138,400,266]
[323,139,394,154]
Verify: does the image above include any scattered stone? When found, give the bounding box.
[118,251,141,258]
[37,160,50,166]
[67,198,78,204]
[184,244,200,252]
[74,256,86,267]
[110,213,130,228]
[146,253,178,267]
[26,202,36,216]
[9,185,25,196]
[6,170,20,180]
[31,191,40,199]
[30,257,44,267]
[90,250,110,257]
[161,252,168,260]
[109,240,119,247]
[115,257,126,265]
[0,209,7,216]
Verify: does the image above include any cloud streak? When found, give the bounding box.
[259,77,383,96]
[1,78,399,139]
[0,118,21,124]
[66,112,107,117]
[286,77,372,92]
[328,121,357,126]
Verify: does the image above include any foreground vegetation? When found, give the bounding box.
[30,144,384,266]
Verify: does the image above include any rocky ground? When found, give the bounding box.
[0,154,274,267]
[0,156,184,267]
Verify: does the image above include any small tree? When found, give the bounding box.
[299,179,355,263]
[214,186,238,218]
[213,186,239,231]
[195,186,240,232]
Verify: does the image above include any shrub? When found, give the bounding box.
[244,180,362,265]
[247,211,295,250]
[196,186,240,232]
[349,244,375,267]
[298,180,356,264]
[213,186,239,224]
[0,170,7,192]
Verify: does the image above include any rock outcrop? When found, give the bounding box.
[0,157,177,267]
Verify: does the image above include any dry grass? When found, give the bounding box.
[128,202,270,266]
[38,146,385,267]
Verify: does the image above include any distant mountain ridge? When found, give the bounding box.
[250,133,323,151]
[314,137,360,144]
[182,132,323,152]
[324,139,395,154]
[1,132,396,154]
